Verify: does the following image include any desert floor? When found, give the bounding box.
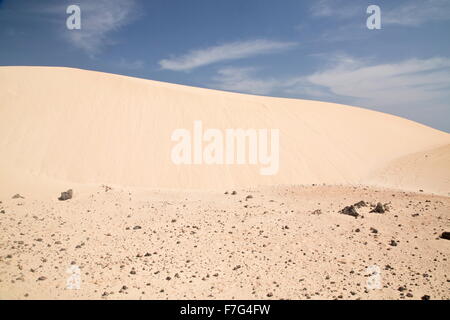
[0,184,448,300]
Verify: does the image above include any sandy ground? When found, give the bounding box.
[1,185,448,300]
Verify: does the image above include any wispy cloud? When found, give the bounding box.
[310,0,361,19]
[64,0,141,56]
[116,58,145,70]
[384,0,450,26]
[159,39,297,71]
[208,55,450,115]
[211,67,279,95]
[302,56,450,107]
[310,0,450,27]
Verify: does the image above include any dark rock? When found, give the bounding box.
[354,201,367,208]
[231,191,237,195]
[133,226,142,230]
[58,189,73,201]
[12,194,24,199]
[440,232,450,240]
[370,202,386,213]
[340,205,359,218]
[370,227,378,234]
[421,295,430,300]
[389,240,398,247]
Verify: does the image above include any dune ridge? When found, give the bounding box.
[0,66,449,195]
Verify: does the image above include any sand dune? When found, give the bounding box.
[368,144,450,195]
[0,66,449,195]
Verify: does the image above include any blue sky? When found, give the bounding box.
[1,0,449,131]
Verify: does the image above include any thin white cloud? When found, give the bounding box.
[211,67,279,95]
[116,58,145,70]
[384,0,450,26]
[310,0,361,19]
[208,56,450,115]
[303,56,450,107]
[159,39,297,71]
[0,0,140,56]
[64,0,140,56]
[310,0,450,27]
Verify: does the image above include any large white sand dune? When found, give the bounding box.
[0,66,449,195]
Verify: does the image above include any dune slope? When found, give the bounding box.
[0,66,449,194]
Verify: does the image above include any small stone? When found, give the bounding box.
[354,201,367,208]
[133,226,142,230]
[421,295,430,300]
[340,205,359,218]
[370,202,386,213]
[37,276,47,281]
[58,189,73,201]
[439,232,450,240]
